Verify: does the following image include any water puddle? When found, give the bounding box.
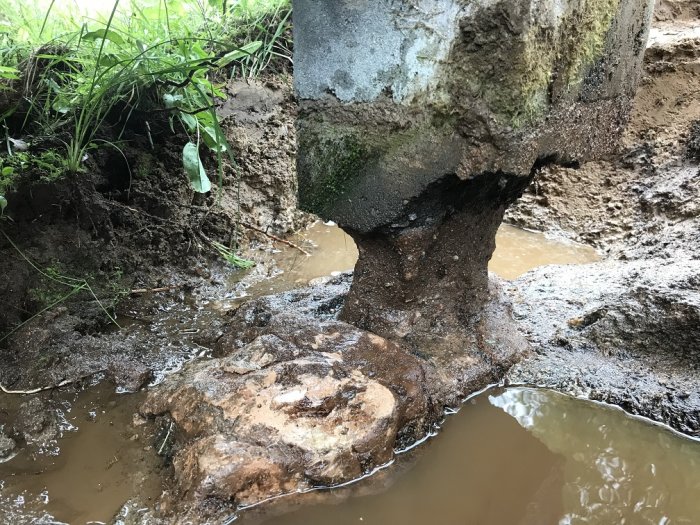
[234,221,598,300]
[0,223,600,523]
[491,224,599,279]
[0,385,162,524]
[239,387,700,525]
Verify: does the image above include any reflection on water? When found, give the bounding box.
[245,388,700,525]
[491,225,598,280]
[492,389,700,525]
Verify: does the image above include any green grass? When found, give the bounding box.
[0,0,292,191]
[211,239,255,269]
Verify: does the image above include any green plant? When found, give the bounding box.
[211,239,255,269]
[0,0,291,192]
[0,160,17,215]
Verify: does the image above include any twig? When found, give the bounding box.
[130,285,182,295]
[239,222,310,256]
[0,369,107,395]
[158,421,174,455]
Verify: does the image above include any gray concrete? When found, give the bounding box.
[294,0,656,233]
[293,0,462,104]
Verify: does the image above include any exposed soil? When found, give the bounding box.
[0,76,307,393]
[505,13,700,436]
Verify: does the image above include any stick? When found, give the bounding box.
[239,222,311,256]
[0,369,107,395]
[130,285,182,295]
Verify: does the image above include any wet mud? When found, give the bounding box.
[0,225,596,524]
[505,9,700,436]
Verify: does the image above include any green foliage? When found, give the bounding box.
[0,0,291,191]
[1,149,65,184]
[211,240,255,269]
[183,141,211,193]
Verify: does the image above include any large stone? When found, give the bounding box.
[141,297,436,507]
[141,276,527,515]
[294,0,655,346]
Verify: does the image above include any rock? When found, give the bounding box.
[141,296,435,507]
[142,275,527,515]
[687,120,700,160]
[0,433,16,460]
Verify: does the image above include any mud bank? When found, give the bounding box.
[505,11,700,436]
[0,76,308,394]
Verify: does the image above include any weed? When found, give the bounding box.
[0,0,292,192]
[211,239,255,269]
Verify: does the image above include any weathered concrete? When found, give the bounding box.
[294,0,655,349]
[295,0,654,231]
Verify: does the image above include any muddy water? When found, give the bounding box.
[0,385,162,524]
[238,221,598,297]
[0,223,600,524]
[240,387,700,525]
[491,224,599,279]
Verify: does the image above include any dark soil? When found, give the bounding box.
[0,76,306,392]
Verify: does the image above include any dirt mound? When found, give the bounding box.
[0,77,304,388]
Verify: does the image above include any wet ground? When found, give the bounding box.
[0,223,600,524]
[237,387,700,525]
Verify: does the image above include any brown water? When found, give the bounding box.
[491,224,599,280]
[236,221,598,299]
[238,388,700,525]
[0,223,602,524]
[0,385,162,524]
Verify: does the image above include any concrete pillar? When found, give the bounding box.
[293,0,655,349]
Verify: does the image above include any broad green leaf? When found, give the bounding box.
[202,126,226,152]
[0,66,19,80]
[83,29,125,46]
[216,41,263,67]
[182,142,211,193]
[180,113,197,131]
[97,54,118,67]
[2,167,14,177]
[0,196,7,213]
[163,93,183,108]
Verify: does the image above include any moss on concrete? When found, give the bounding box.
[298,129,371,215]
[452,0,621,127]
[298,119,453,216]
[560,0,622,86]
